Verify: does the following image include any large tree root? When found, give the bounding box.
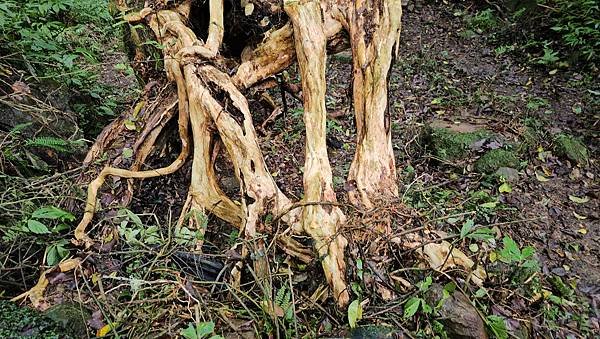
[284,0,349,307]
[76,0,403,308]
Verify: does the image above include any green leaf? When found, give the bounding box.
[466,227,495,241]
[486,315,508,339]
[521,246,535,259]
[32,206,75,221]
[196,322,215,338]
[181,324,198,339]
[460,219,475,239]
[348,299,362,328]
[403,297,421,319]
[27,219,50,234]
[119,209,143,227]
[499,236,521,263]
[418,276,433,292]
[498,182,512,193]
[46,246,59,266]
[479,201,497,209]
[422,302,433,314]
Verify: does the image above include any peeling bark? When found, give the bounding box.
[343,0,402,208]
[77,0,403,308]
[284,0,349,307]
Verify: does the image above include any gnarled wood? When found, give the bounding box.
[284,0,349,307]
[343,0,402,208]
[77,0,404,308]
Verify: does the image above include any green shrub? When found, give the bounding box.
[477,0,599,68]
[0,0,131,135]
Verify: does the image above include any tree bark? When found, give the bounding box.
[284,0,349,308]
[76,0,403,308]
[342,0,402,208]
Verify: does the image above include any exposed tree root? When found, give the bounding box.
[76,0,403,308]
[285,0,349,307]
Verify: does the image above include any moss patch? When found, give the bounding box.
[475,149,521,173]
[553,134,589,165]
[44,303,90,337]
[427,127,490,160]
[0,300,74,338]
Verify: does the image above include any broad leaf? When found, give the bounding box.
[196,322,216,338]
[460,219,475,239]
[403,297,421,319]
[27,219,50,234]
[32,206,75,221]
[486,315,508,339]
[348,299,362,328]
[181,324,198,339]
[499,236,521,263]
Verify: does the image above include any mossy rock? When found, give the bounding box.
[350,325,400,338]
[475,149,520,173]
[0,300,74,338]
[44,303,90,337]
[426,127,490,161]
[553,134,589,165]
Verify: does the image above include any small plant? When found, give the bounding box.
[467,9,498,32]
[25,137,85,154]
[497,236,538,268]
[1,206,75,265]
[274,286,294,322]
[537,45,560,65]
[403,276,434,319]
[181,321,223,339]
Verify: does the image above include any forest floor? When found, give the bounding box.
[1,1,598,338]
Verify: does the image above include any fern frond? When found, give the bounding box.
[25,137,72,153]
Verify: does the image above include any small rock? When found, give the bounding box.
[44,303,90,337]
[553,134,589,166]
[425,284,488,339]
[475,149,520,174]
[350,325,401,339]
[495,167,520,183]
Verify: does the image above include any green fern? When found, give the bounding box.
[25,137,82,153]
[275,287,294,321]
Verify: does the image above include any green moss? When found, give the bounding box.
[475,149,521,173]
[44,303,90,337]
[350,325,399,338]
[428,127,490,160]
[0,300,74,339]
[553,134,589,165]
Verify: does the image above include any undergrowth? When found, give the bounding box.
[463,0,599,69]
[0,0,137,136]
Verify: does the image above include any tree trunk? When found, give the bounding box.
[75,0,403,308]
[342,0,402,209]
[285,0,349,307]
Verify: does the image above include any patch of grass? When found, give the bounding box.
[475,149,521,173]
[553,133,589,165]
